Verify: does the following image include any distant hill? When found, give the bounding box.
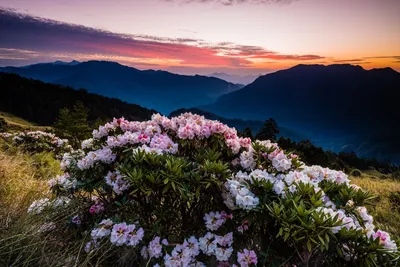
[208,72,261,85]
[0,72,156,125]
[169,108,308,142]
[0,111,50,132]
[202,64,400,162]
[0,60,241,114]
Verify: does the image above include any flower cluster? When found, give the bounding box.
[204,211,228,231]
[28,196,70,214]
[237,249,258,267]
[88,219,144,248]
[27,113,398,266]
[77,147,116,170]
[48,173,77,191]
[0,130,71,156]
[104,171,130,194]
[89,202,105,214]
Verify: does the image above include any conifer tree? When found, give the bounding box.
[255,118,279,141]
[54,101,91,147]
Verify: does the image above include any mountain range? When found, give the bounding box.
[201,64,400,162]
[1,61,399,162]
[0,61,240,114]
[207,72,262,85]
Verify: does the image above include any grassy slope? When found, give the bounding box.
[352,171,400,237]
[0,111,50,132]
[0,139,62,266]
[0,140,61,221]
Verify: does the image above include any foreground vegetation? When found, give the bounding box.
[0,113,399,266]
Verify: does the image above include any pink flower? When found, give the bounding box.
[237,249,257,267]
[221,211,233,220]
[138,133,150,144]
[374,230,389,242]
[89,202,104,214]
[239,137,251,148]
[238,220,249,233]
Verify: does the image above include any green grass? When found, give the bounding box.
[0,140,65,266]
[0,140,61,221]
[351,172,400,237]
[0,111,51,132]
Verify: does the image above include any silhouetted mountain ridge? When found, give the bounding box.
[208,72,261,85]
[201,64,400,162]
[0,60,241,114]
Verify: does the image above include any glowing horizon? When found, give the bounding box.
[0,0,399,75]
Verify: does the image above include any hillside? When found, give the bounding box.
[202,64,400,162]
[0,111,49,131]
[0,72,156,125]
[0,61,241,114]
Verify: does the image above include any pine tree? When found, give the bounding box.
[241,127,253,139]
[255,118,279,141]
[54,101,91,147]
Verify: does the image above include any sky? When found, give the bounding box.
[0,0,399,75]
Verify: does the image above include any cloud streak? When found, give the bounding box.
[163,0,297,6]
[0,8,322,70]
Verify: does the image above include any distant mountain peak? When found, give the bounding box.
[0,60,242,114]
[52,60,81,66]
[369,67,399,74]
[208,72,262,85]
[289,63,365,71]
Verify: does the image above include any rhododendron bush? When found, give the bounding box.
[28,113,399,266]
[0,131,71,156]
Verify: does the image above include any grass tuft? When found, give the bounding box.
[351,173,400,237]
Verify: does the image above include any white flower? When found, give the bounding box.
[110,222,129,246]
[199,232,217,256]
[28,198,50,214]
[204,211,225,231]
[215,246,233,261]
[126,225,144,246]
[183,236,200,256]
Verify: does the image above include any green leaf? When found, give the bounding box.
[307,240,312,252]
[171,181,176,191]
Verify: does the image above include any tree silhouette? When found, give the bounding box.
[255,118,279,141]
[54,101,91,147]
[241,127,254,139]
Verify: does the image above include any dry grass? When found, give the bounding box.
[0,142,67,266]
[0,143,61,228]
[351,173,400,237]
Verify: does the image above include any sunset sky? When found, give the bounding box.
[0,0,399,75]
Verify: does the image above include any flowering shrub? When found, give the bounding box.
[29,113,399,266]
[0,131,71,156]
